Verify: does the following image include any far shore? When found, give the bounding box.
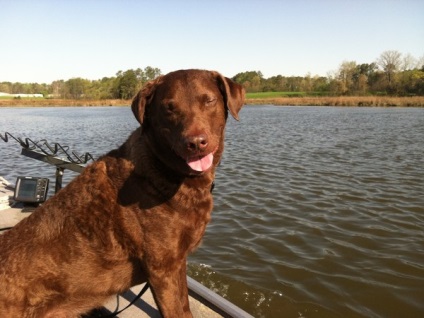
[0,99,130,107]
[1,96,423,107]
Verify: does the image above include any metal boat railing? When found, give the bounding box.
[1,132,94,192]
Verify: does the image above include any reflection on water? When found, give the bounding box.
[1,106,424,317]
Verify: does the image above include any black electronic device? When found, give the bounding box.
[14,177,49,204]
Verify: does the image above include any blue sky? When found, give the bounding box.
[1,0,423,83]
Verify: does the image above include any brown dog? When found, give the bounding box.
[0,69,245,317]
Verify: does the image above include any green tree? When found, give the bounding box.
[300,73,313,93]
[143,66,161,83]
[0,82,11,93]
[112,67,161,99]
[51,80,65,97]
[114,69,139,99]
[98,77,116,99]
[65,78,89,99]
[285,77,303,92]
[337,61,357,95]
[232,71,264,92]
[11,83,24,94]
[312,76,330,93]
[352,63,377,95]
[398,69,424,95]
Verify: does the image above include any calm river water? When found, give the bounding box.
[1,106,423,317]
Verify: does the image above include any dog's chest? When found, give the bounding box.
[168,188,213,249]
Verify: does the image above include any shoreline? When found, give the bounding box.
[0,99,130,107]
[245,96,424,107]
[1,96,423,107]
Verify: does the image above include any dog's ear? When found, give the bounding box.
[131,76,163,124]
[214,72,245,121]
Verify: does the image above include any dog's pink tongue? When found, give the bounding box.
[187,153,214,172]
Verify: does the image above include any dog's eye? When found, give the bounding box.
[165,102,175,113]
[206,98,217,107]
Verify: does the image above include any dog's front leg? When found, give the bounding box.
[149,261,192,318]
[178,261,191,314]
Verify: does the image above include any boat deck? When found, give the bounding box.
[0,177,252,317]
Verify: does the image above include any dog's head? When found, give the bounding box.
[131,69,245,176]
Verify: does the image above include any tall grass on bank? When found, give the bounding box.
[246,91,307,98]
[245,95,424,107]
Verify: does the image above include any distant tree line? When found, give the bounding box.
[0,66,161,100]
[233,51,424,96]
[0,51,423,98]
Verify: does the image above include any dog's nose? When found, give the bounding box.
[186,134,208,152]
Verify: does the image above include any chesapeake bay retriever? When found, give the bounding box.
[0,69,245,317]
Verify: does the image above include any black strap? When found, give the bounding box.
[101,282,150,317]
